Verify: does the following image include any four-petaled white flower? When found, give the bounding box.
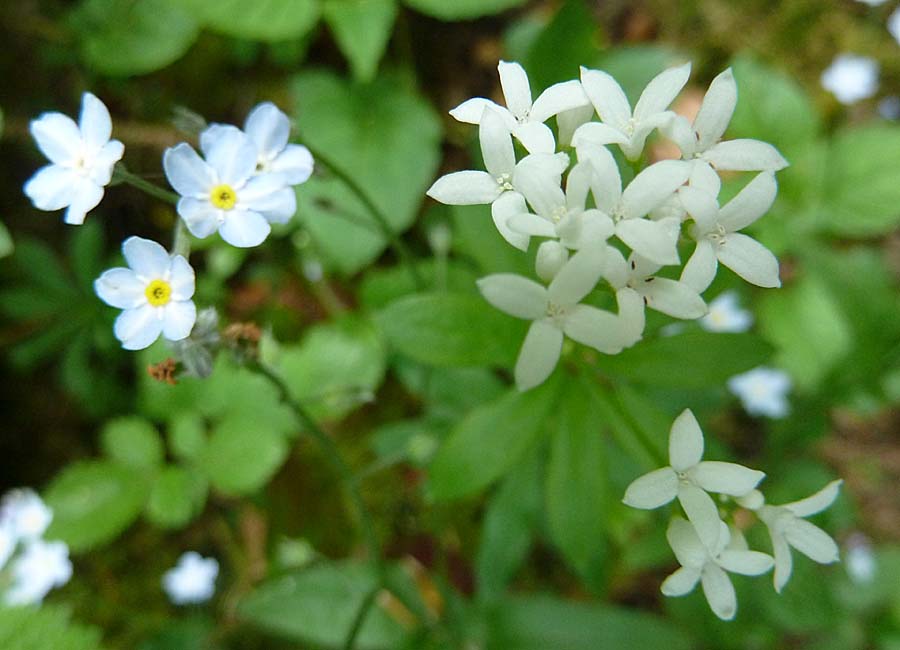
[24,92,124,225]
[450,60,589,154]
[604,248,707,320]
[164,125,296,247]
[163,551,219,605]
[478,247,643,391]
[5,539,73,606]
[700,291,754,333]
[1,489,52,542]
[623,409,765,549]
[241,102,314,184]
[727,366,792,418]
[94,236,197,351]
[753,480,843,592]
[574,62,691,160]
[662,517,774,620]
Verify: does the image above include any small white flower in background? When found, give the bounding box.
[888,8,900,45]
[449,60,589,154]
[23,92,124,225]
[754,480,842,592]
[575,62,691,161]
[94,236,196,350]
[5,540,73,606]
[0,489,52,542]
[662,517,774,620]
[241,102,314,184]
[164,125,296,248]
[821,54,879,105]
[727,366,792,418]
[0,525,15,572]
[604,248,707,320]
[163,552,219,605]
[844,533,876,584]
[856,0,888,6]
[623,409,765,549]
[700,291,753,333]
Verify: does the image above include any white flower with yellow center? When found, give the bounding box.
[727,366,791,418]
[700,291,753,333]
[164,125,296,248]
[163,551,219,605]
[242,102,314,183]
[23,92,124,225]
[94,236,196,350]
[5,539,73,606]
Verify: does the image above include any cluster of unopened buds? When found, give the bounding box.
[429,61,842,617]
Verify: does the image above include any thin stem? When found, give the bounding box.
[114,165,179,205]
[342,586,380,650]
[172,219,191,259]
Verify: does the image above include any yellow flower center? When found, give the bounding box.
[210,184,237,210]
[145,279,172,307]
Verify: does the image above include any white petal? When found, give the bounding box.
[666,516,708,569]
[448,98,509,126]
[114,305,163,351]
[164,144,215,197]
[491,191,531,251]
[271,144,314,185]
[771,530,793,593]
[564,304,627,353]
[162,301,197,341]
[498,60,533,119]
[783,480,843,518]
[88,140,125,186]
[633,62,691,122]
[241,175,296,223]
[169,255,195,301]
[680,240,718,293]
[615,287,646,346]
[670,409,704,471]
[661,567,702,597]
[703,139,788,171]
[701,563,737,620]
[199,123,231,157]
[572,121,630,149]
[562,210,615,250]
[694,68,737,151]
[564,160,594,212]
[621,160,691,220]
[218,209,271,248]
[688,160,722,196]
[30,112,81,166]
[177,198,221,239]
[476,274,547,320]
[580,66,632,130]
[717,233,781,288]
[678,186,720,233]
[480,108,516,177]
[78,93,113,153]
[123,236,171,279]
[508,212,556,237]
[244,102,290,159]
[661,114,697,157]
[427,171,501,205]
[547,246,605,306]
[718,172,778,233]
[691,461,765,496]
[638,277,707,319]
[718,550,774,576]
[622,467,678,509]
[512,121,556,154]
[24,165,78,211]
[514,320,563,391]
[64,178,104,225]
[784,520,840,564]
[513,157,566,219]
[204,125,257,186]
[535,241,569,282]
[615,217,680,266]
[530,80,590,123]
[557,104,595,147]
[678,484,722,551]
[94,268,145,309]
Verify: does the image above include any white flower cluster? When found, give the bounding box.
[0,489,72,606]
[162,551,219,605]
[624,409,841,619]
[427,61,788,390]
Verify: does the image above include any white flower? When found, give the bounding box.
[449,60,589,154]
[700,291,753,333]
[5,540,72,606]
[889,8,900,45]
[574,62,691,160]
[662,517,774,620]
[604,248,707,320]
[242,102,314,184]
[623,409,765,549]
[756,480,842,592]
[162,552,219,605]
[679,172,781,292]
[727,366,791,418]
[477,247,644,391]
[23,93,124,225]
[0,524,14,572]
[0,489,52,542]
[821,54,879,105]
[844,534,876,584]
[94,236,196,351]
[163,125,296,247]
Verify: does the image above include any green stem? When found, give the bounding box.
[342,586,380,650]
[114,165,179,205]
[172,219,191,259]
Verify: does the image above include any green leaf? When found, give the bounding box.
[375,292,525,367]
[449,204,531,277]
[359,260,479,310]
[71,0,199,76]
[167,413,207,461]
[292,70,441,275]
[238,561,407,649]
[0,605,105,650]
[819,125,900,237]
[525,0,600,90]
[403,0,526,20]
[601,331,774,389]
[199,416,288,495]
[44,461,149,552]
[596,46,683,105]
[322,0,397,82]
[0,220,13,259]
[185,0,320,41]
[428,380,558,500]
[146,466,207,529]
[100,417,164,470]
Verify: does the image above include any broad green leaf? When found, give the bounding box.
[375,292,525,367]
[0,605,105,650]
[596,46,682,105]
[600,332,774,389]
[100,416,164,470]
[146,466,206,529]
[403,0,526,20]
[449,204,532,277]
[168,413,207,461]
[428,380,557,500]
[44,461,149,552]
[71,0,199,76]
[238,561,407,649]
[322,0,397,82]
[185,0,319,41]
[525,0,600,90]
[358,260,479,310]
[292,70,441,275]
[199,416,288,495]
